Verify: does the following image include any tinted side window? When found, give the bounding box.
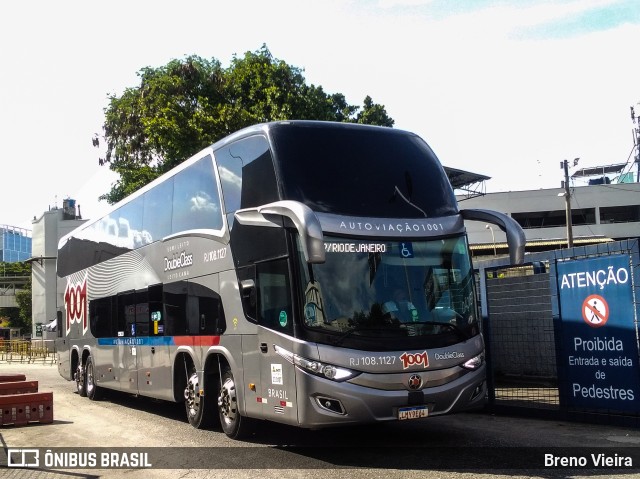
[57,237,129,277]
[216,135,276,213]
[257,259,293,335]
[115,197,144,249]
[143,178,173,242]
[118,292,136,337]
[172,155,223,233]
[164,282,187,336]
[89,297,114,338]
[87,282,225,338]
[216,146,243,214]
[239,139,278,208]
[187,282,226,335]
[135,290,149,336]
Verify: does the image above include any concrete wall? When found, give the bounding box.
[31,208,86,338]
[458,183,640,245]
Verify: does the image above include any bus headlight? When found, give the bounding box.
[274,345,359,382]
[294,356,359,381]
[461,353,484,370]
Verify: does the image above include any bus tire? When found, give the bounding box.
[85,356,103,401]
[75,360,87,397]
[218,367,253,439]
[184,362,216,429]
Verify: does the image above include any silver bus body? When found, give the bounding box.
[55,121,525,438]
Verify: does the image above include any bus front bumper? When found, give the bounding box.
[295,364,486,428]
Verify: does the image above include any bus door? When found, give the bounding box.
[137,284,172,399]
[117,291,138,392]
[255,259,299,425]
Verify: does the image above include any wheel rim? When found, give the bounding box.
[86,361,95,396]
[218,377,238,427]
[76,364,84,391]
[184,372,201,419]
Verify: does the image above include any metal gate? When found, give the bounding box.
[476,239,640,426]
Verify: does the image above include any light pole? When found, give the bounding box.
[560,159,576,248]
[485,224,496,256]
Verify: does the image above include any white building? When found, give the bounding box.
[29,200,86,339]
[454,166,639,258]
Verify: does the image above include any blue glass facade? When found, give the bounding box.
[1,226,32,262]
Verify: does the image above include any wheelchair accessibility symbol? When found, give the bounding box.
[399,242,414,258]
[581,294,609,328]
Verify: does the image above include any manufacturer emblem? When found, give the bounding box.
[408,374,422,390]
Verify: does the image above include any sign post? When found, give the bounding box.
[557,254,640,413]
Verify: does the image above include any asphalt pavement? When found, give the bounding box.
[1,361,640,479]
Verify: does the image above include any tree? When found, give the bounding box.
[99,56,228,203]
[356,96,395,127]
[97,45,394,203]
[14,284,32,335]
[0,261,32,335]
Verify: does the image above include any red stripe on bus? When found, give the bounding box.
[173,336,221,347]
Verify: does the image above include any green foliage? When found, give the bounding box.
[1,261,30,276]
[0,261,32,335]
[14,284,32,334]
[0,307,19,327]
[98,45,394,204]
[356,96,395,127]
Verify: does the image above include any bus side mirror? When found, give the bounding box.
[460,208,526,264]
[235,200,325,264]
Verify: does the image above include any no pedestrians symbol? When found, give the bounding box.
[581,294,609,328]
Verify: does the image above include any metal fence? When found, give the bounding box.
[477,238,640,426]
[0,339,56,364]
[484,266,559,410]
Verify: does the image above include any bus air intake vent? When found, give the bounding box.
[315,396,346,415]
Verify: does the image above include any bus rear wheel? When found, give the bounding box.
[75,360,86,397]
[85,356,103,401]
[218,367,253,439]
[184,363,215,429]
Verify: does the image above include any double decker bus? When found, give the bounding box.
[55,121,525,439]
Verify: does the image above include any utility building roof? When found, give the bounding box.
[571,163,627,178]
[443,166,490,198]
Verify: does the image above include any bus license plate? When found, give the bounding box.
[398,406,428,420]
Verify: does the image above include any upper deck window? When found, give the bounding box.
[216,135,277,214]
[171,154,223,232]
[58,155,223,277]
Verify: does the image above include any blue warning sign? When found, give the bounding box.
[557,254,639,412]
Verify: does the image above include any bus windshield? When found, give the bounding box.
[270,123,458,218]
[299,235,479,350]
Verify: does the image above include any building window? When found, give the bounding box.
[571,208,596,226]
[600,205,640,224]
[0,226,32,262]
[512,210,565,229]
[512,209,595,229]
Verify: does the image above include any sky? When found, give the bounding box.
[1,0,639,231]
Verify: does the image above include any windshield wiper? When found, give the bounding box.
[419,321,470,340]
[329,321,469,346]
[330,325,399,346]
[391,185,428,218]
